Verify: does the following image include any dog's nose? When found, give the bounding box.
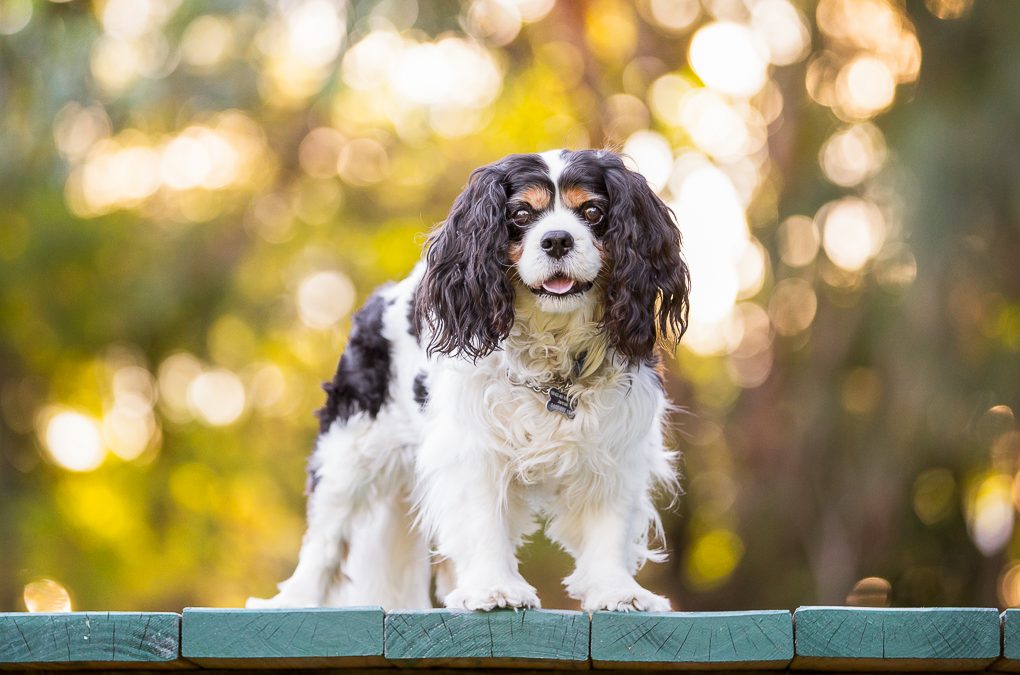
[540,230,574,259]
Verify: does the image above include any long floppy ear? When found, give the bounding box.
[600,157,691,364]
[414,162,513,360]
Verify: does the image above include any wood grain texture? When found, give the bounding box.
[384,609,589,669]
[0,612,180,669]
[590,610,792,669]
[792,606,999,671]
[180,607,384,668]
[993,609,1020,671]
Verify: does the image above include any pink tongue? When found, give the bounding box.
[542,277,575,295]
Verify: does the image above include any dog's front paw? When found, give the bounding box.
[566,573,671,612]
[444,582,541,611]
[580,584,671,612]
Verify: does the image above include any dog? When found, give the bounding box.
[247,148,690,612]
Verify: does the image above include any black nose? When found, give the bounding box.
[540,230,574,259]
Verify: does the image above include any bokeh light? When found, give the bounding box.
[180,15,236,70]
[2,0,1018,613]
[874,244,918,290]
[340,29,502,137]
[298,127,346,178]
[674,160,755,354]
[1001,562,1020,607]
[835,56,897,120]
[820,197,886,272]
[689,22,769,98]
[644,0,700,33]
[966,473,1014,556]
[777,215,820,268]
[23,579,72,613]
[0,0,32,35]
[684,529,745,590]
[913,468,957,525]
[465,0,522,46]
[257,0,347,103]
[751,0,811,66]
[297,271,357,329]
[819,123,888,187]
[622,130,673,193]
[679,90,762,159]
[38,409,106,472]
[846,577,892,607]
[188,369,247,426]
[769,278,817,336]
[926,0,974,20]
[158,352,203,423]
[53,103,111,161]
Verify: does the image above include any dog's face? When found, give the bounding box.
[506,151,605,316]
[416,149,690,363]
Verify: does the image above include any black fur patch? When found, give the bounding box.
[315,293,392,434]
[407,293,420,344]
[412,371,429,410]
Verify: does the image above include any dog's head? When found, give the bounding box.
[415,149,690,363]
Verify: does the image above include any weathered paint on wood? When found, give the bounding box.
[792,606,1000,671]
[385,609,589,669]
[0,612,180,669]
[3,606,1009,671]
[180,607,384,668]
[590,610,792,669]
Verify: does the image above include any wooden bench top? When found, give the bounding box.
[1,606,1016,671]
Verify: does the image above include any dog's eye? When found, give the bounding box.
[582,205,604,225]
[510,208,533,227]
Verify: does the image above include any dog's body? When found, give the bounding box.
[248,149,690,612]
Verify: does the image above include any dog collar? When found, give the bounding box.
[506,371,577,419]
[505,351,587,420]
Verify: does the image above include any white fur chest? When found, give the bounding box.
[428,353,665,490]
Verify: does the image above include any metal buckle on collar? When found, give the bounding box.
[506,370,578,419]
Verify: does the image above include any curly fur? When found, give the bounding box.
[596,153,690,363]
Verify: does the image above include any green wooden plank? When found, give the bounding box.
[793,606,1000,671]
[993,609,1020,671]
[181,607,383,668]
[0,612,180,669]
[590,610,792,669]
[385,609,589,669]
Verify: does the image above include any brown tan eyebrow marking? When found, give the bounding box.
[562,186,598,209]
[514,185,552,210]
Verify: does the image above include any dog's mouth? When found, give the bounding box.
[530,274,594,297]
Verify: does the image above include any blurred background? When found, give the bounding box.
[1,0,1018,613]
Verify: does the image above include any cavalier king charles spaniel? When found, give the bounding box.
[248,148,690,612]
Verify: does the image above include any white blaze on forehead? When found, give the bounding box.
[538,149,567,205]
[514,149,604,300]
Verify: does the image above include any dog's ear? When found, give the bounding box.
[415,162,514,360]
[600,156,690,364]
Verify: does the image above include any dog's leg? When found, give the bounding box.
[554,499,671,612]
[432,558,456,604]
[416,430,539,611]
[246,421,376,608]
[246,479,364,607]
[338,489,432,610]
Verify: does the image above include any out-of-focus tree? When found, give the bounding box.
[0,0,1017,612]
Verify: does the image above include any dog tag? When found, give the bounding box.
[547,387,576,419]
